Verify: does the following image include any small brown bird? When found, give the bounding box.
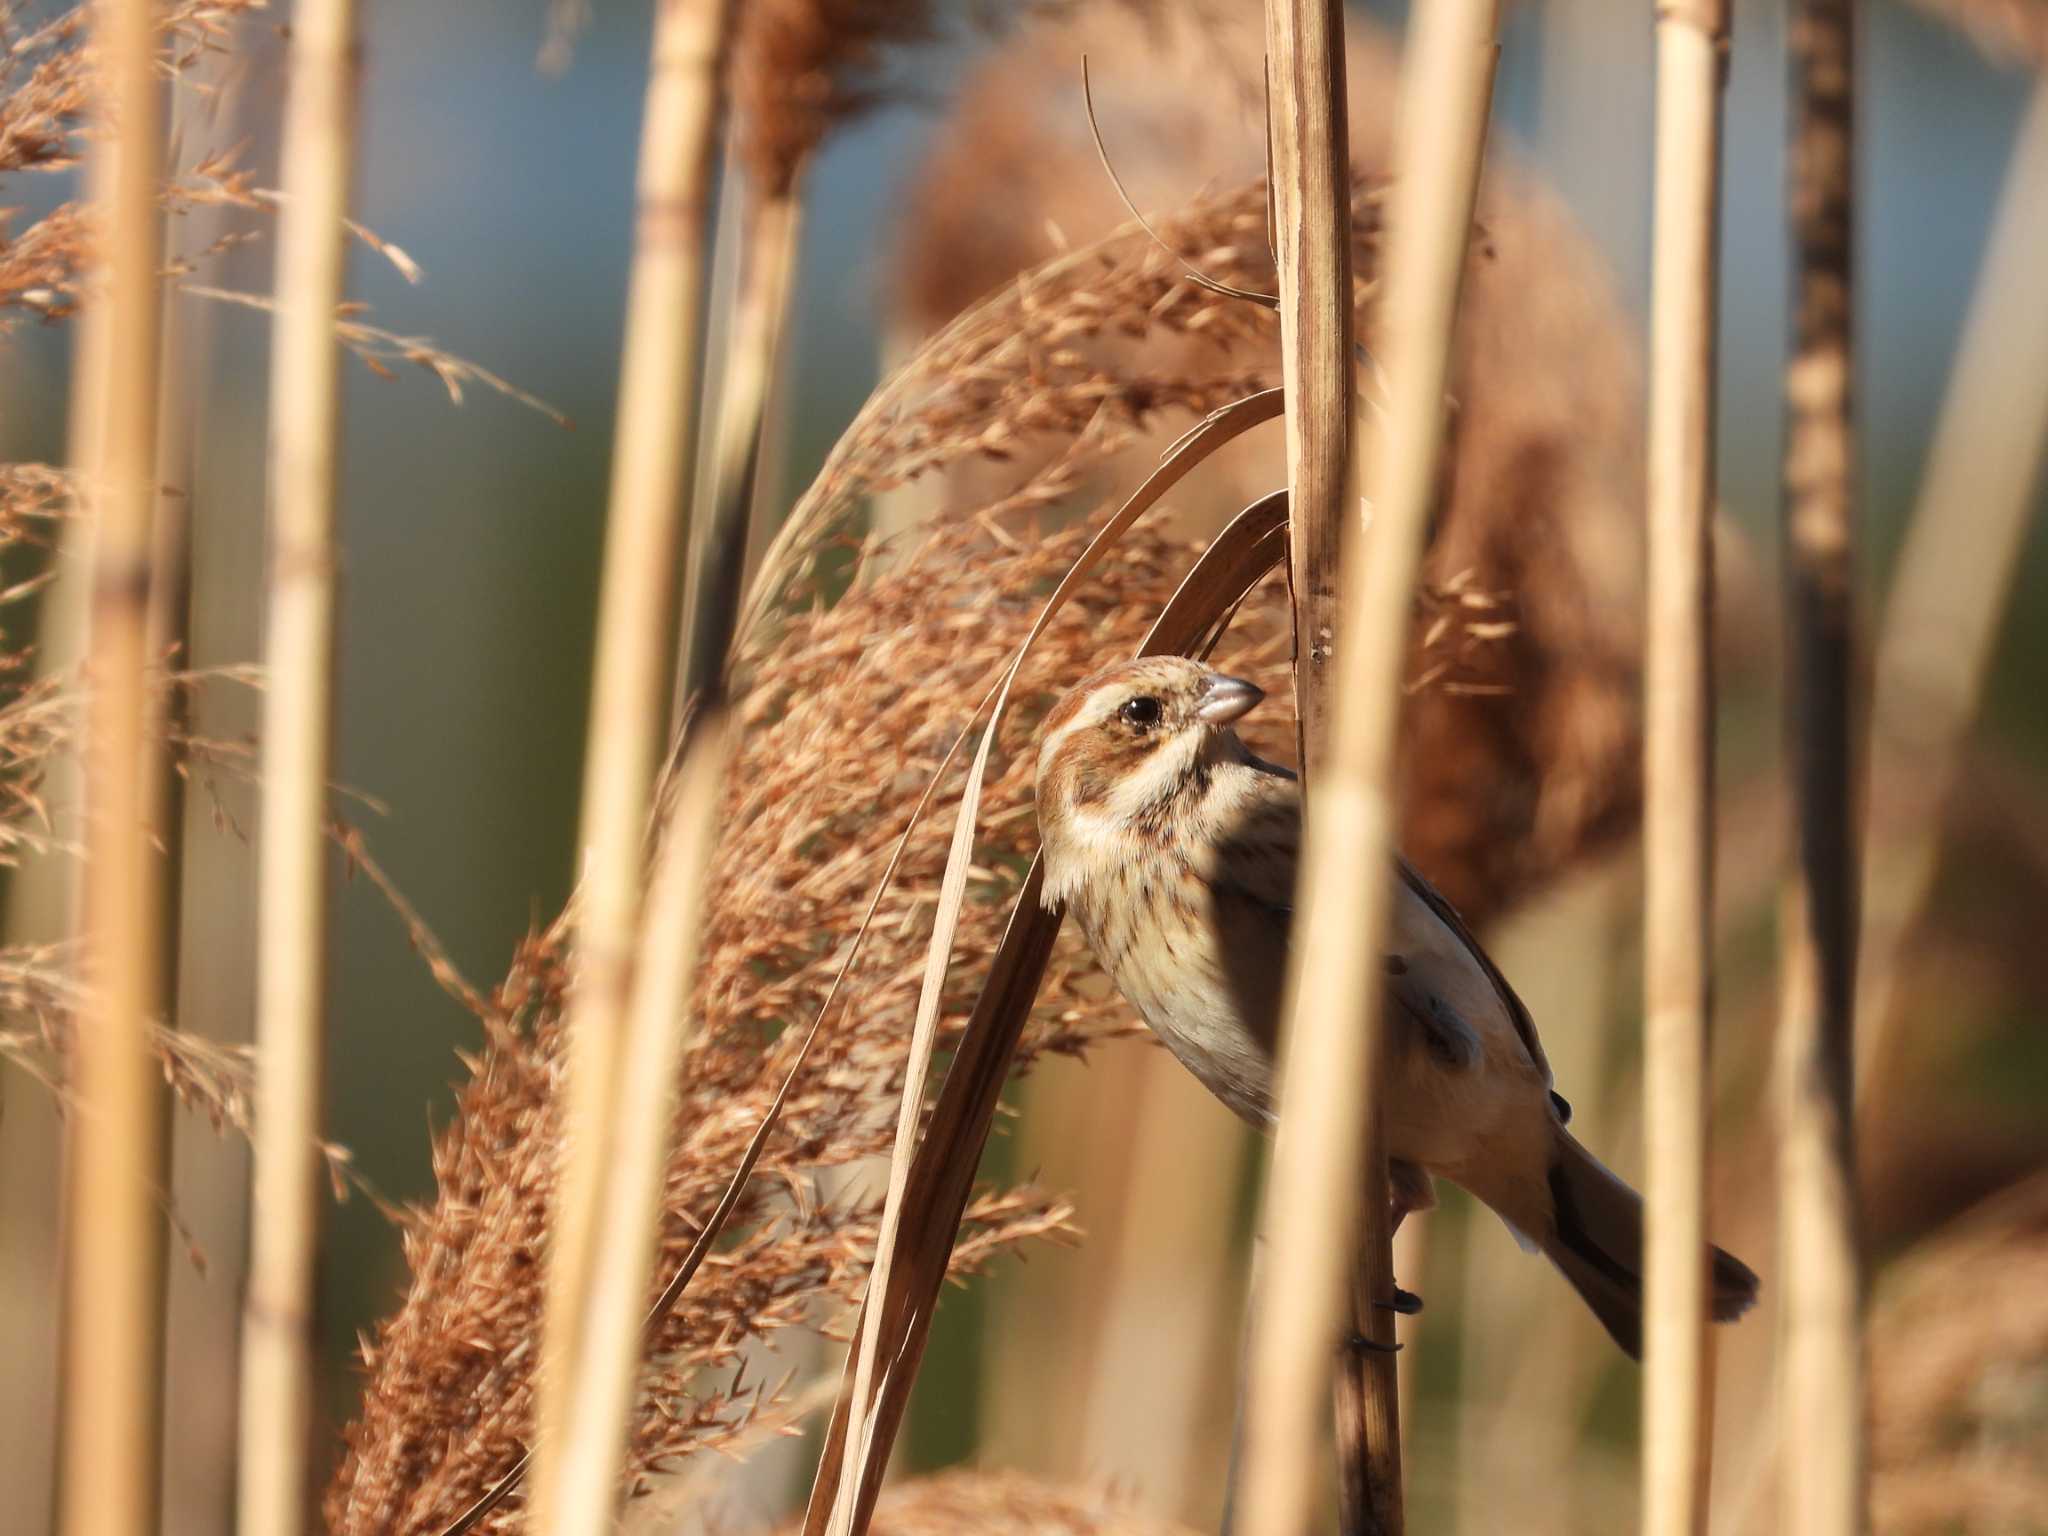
[1034,656,1757,1358]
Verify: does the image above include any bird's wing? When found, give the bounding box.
[1202,759,1552,1089]
[1393,854,1553,1087]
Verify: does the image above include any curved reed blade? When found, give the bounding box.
[804,490,1292,1536]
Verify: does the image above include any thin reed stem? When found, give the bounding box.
[541,715,731,1536]
[1241,4,1498,1535]
[677,186,802,710]
[1777,1,1866,1533]
[59,2,168,1535]
[1855,80,2048,1115]
[1641,1,1729,1532]
[241,2,360,1530]
[534,0,728,1525]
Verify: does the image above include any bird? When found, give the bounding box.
[1032,655,1757,1359]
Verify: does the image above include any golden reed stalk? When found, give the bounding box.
[541,716,731,1536]
[59,2,168,1535]
[1239,4,1499,1534]
[1641,1,1730,1533]
[1778,0,1866,1532]
[533,0,728,1528]
[240,2,360,1531]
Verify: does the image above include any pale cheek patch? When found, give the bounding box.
[1105,733,1200,822]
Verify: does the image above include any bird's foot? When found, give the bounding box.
[1374,1286,1424,1316]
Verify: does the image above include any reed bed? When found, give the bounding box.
[5,4,2046,1536]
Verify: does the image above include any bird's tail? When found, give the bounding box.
[1539,1130,1760,1361]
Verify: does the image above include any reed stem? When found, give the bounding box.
[58,1,168,1534]
[533,0,728,1524]
[1777,1,1866,1532]
[677,186,802,710]
[1641,2,1729,1532]
[240,3,360,1530]
[1242,4,1498,1534]
[540,715,731,1536]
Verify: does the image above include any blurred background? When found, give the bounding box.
[2,1,2044,1533]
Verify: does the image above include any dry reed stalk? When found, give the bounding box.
[1641,1,1730,1532]
[1777,1,1866,1533]
[1855,80,2048,1118]
[677,188,800,706]
[676,0,932,711]
[58,6,168,1536]
[534,0,728,1522]
[1255,0,1398,1529]
[1239,4,1499,1535]
[541,714,731,1536]
[240,2,360,1530]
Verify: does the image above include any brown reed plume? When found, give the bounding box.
[884,7,1652,928]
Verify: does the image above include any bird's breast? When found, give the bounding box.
[1072,862,1278,1128]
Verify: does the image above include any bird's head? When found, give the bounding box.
[1034,657,1266,848]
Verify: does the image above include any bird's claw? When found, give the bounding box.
[1374,1286,1424,1316]
[1343,1329,1403,1356]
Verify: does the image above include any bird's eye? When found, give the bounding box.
[1118,696,1163,728]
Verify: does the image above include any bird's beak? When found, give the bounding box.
[1195,674,1264,725]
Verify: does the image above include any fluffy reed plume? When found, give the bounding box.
[729,0,929,201]
[1869,1171,2048,1534]
[847,1469,1205,1536]
[885,5,1649,925]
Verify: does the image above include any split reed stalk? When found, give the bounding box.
[241,3,361,1531]
[533,0,727,1525]
[1855,80,2048,1113]
[677,188,802,707]
[539,715,731,1536]
[1240,4,1498,1534]
[58,2,168,1535]
[1777,2,1866,1534]
[1640,2,1729,1533]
